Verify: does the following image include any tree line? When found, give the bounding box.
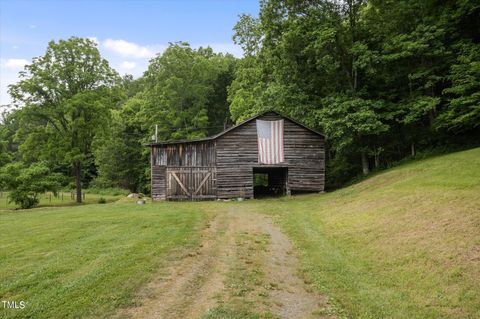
[1,0,479,208]
[229,0,480,186]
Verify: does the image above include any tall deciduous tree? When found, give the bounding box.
[140,42,236,140]
[0,109,20,168]
[229,0,480,186]
[8,37,120,203]
[93,92,148,192]
[317,96,389,175]
[438,41,480,131]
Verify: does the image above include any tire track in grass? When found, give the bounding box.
[114,213,230,319]
[203,207,335,319]
[115,205,335,319]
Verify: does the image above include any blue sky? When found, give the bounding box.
[0,0,259,105]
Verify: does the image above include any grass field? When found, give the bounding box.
[248,147,480,318]
[0,191,123,210]
[0,201,209,318]
[1,148,479,318]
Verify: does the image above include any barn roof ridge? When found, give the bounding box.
[146,110,324,146]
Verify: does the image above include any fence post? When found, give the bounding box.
[62,193,63,202]
[49,194,51,203]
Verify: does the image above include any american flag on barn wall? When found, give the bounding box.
[256,119,285,164]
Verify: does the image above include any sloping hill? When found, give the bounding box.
[1,148,478,319]
[253,147,480,318]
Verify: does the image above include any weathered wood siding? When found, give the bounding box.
[152,141,216,167]
[166,167,217,200]
[151,141,217,200]
[151,165,166,200]
[150,112,325,200]
[216,112,325,199]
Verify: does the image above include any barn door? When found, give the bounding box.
[166,167,216,200]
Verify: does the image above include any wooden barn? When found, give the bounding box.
[147,111,325,200]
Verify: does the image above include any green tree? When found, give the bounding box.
[141,43,236,140]
[438,41,480,131]
[228,56,267,122]
[0,162,63,209]
[230,0,480,186]
[233,14,262,57]
[317,95,389,175]
[93,93,148,192]
[0,111,15,167]
[8,37,120,203]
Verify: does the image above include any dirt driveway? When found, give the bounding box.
[115,205,335,319]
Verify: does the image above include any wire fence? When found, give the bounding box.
[0,191,88,208]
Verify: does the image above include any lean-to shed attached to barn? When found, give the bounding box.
[147,111,325,200]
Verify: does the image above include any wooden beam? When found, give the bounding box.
[193,172,211,195]
[171,172,190,196]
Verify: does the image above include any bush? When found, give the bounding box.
[0,162,63,209]
[98,197,107,204]
[8,191,39,209]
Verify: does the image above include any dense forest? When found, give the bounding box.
[1,0,479,208]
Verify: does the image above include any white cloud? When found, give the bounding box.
[29,24,37,29]
[99,38,242,61]
[103,39,155,58]
[119,61,136,70]
[0,40,244,105]
[4,58,29,69]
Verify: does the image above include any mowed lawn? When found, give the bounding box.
[1,148,479,319]
[0,192,123,210]
[0,201,209,319]
[246,147,480,318]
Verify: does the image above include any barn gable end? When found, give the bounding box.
[148,111,325,200]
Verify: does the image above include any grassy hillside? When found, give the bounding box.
[249,147,480,318]
[1,148,478,318]
[0,202,209,319]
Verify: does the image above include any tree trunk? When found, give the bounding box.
[361,150,369,175]
[429,109,436,128]
[411,142,416,157]
[75,162,82,203]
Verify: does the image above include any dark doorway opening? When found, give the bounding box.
[253,167,288,198]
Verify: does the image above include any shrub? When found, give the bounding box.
[0,162,63,209]
[8,191,39,209]
[98,197,107,204]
